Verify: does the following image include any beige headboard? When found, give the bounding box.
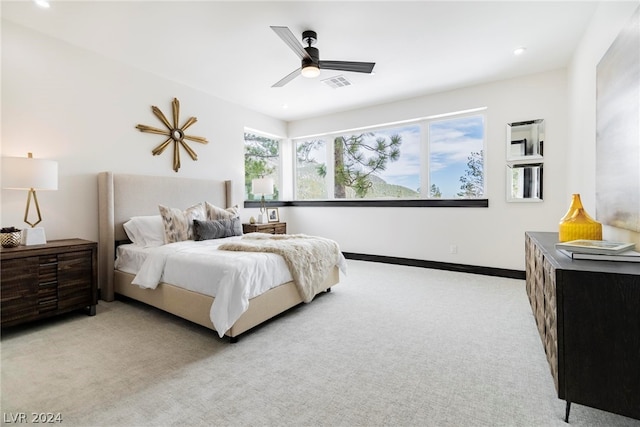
[97,172,232,301]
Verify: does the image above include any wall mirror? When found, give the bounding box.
[507,163,543,202]
[507,119,544,161]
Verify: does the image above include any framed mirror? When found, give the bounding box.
[507,119,544,161]
[507,163,543,202]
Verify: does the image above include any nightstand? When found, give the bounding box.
[243,222,286,235]
[0,238,98,327]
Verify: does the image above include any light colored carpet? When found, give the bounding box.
[1,260,638,427]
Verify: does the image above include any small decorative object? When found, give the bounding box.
[136,98,209,172]
[249,216,256,224]
[1,227,22,248]
[558,194,602,242]
[267,207,280,223]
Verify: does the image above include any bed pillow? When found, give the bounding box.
[123,219,143,246]
[158,203,207,243]
[193,218,242,240]
[122,215,165,247]
[205,202,239,220]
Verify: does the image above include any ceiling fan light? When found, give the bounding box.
[301,64,320,78]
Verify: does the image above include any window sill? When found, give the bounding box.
[244,199,489,208]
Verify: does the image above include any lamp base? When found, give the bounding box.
[21,227,47,246]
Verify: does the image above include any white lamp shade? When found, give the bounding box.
[251,177,274,195]
[2,156,58,190]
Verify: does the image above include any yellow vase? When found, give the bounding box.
[558,194,602,242]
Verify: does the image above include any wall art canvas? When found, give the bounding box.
[596,7,640,232]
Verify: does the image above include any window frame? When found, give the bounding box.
[243,129,284,202]
[244,198,489,208]
[244,109,489,208]
[292,110,487,202]
[426,112,487,199]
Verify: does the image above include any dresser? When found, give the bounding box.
[525,232,640,421]
[1,239,98,327]
[243,222,286,235]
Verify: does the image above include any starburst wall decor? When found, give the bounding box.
[135,98,208,172]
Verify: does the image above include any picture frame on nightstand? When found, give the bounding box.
[267,207,279,223]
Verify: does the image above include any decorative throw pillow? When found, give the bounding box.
[158,203,206,243]
[205,202,239,220]
[193,218,242,241]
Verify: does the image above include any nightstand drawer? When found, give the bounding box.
[243,222,287,235]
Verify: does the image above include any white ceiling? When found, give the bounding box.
[2,0,599,122]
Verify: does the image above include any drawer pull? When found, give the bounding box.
[39,281,57,287]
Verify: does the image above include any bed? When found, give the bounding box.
[97,172,342,341]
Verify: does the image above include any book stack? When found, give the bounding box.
[555,239,640,262]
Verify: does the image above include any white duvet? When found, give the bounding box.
[115,237,294,337]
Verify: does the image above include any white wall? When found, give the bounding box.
[284,70,568,270]
[567,2,640,246]
[1,21,285,242]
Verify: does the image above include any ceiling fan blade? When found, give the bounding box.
[319,60,375,74]
[272,67,301,87]
[270,26,310,60]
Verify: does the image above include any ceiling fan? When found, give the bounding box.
[270,26,376,87]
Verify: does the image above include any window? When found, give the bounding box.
[428,115,485,198]
[332,126,420,199]
[293,112,485,200]
[295,138,328,200]
[244,132,281,201]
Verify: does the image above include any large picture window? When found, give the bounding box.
[244,132,281,201]
[293,112,485,201]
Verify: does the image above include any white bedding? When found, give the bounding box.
[115,237,294,337]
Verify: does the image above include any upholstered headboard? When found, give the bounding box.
[97,172,232,301]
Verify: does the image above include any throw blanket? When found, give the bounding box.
[218,233,346,302]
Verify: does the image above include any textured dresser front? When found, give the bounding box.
[525,233,561,395]
[525,231,640,421]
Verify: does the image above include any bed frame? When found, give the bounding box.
[97,172,338,341]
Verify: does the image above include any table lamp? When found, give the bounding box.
[251,177,273,224]
[2,152,58,245]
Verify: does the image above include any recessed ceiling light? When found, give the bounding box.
[34,0,50,8]
[282,104,288,110]
[514,47,527,56]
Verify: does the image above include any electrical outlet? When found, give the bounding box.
[449,244,458,254]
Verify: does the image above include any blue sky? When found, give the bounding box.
[365,115,484,197]
[429,116,484,197]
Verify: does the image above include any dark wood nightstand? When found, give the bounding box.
[242,222,286,235]
[0,238,98,327]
